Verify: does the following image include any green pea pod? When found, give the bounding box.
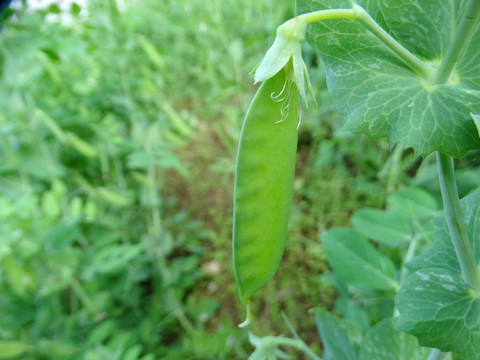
[233,66,299,310]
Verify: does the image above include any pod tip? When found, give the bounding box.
[238,303,252,328]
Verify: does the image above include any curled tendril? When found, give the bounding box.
[271,79,294,123]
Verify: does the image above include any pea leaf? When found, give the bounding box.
[350,208,411,245]
[395,188,480,359]
[359,318,430,360]
[387,187,438,221]
[321,227,398,290]
[404,188,480,274]
[396,269,480,359]
[0,340,30,359]
[310,308,360,360]
[297,0,480,157]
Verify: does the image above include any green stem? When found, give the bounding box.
[428,349,451,360]
[352,4,433,78]
[261,336,322,360]
[436,153,480,291]
[430,0,480,84]
[282,313,322,360]
[298,5,433,78]
[400,235,419,284]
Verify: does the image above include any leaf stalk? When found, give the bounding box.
[436,152,480,292]
[297,5,433,78]
[430,0,480,84]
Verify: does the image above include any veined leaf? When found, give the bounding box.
[396,269,480,359]
[359,318,430,360]
[351,208,411,245]
[311,308,360,360]
[396,188,480,359]
[297,0,480,157]
[321,227,398,290]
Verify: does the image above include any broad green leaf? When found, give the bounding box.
[472,113,480,138]
[38,341,79,357]
[297,0,480,157]
[404,188,480,274]
[334,298,370,332]
[387,187,438,221]
[321,227,398,290]
[0,340,30,358]
[310,308,359,360]
[43,221,81,250]
[377,0,468,60]
[351,208,411,245]
[396,189,480,358]
[396,269,480,359]
[359,318,430,360]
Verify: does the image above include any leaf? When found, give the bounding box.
[84,244,143,278]
[43,221,81,250]
[387,187,438,221]
[0,340,30,359]
[310,308,359,360]
[321,227,398,290]
[396,188,480,359]
[404,188,480,275]
[297,0,480,157]
[376,0,468,60]
[351,208,411,245]
[395,269,480,359]
[359,318,430,360]
[38,340,79,357]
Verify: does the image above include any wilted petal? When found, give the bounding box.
[254,16,307,84]
[292,51,307,106]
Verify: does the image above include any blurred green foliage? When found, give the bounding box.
[0,0,452,359]
[0,0,297,358]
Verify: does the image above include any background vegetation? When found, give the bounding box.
[4,0,479,359]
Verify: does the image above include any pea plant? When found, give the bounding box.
[233,0,480,359]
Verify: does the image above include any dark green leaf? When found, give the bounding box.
[311,308,359,360]
[359,318,430,360]
[322,227,398,290]
[396,189,480,359]
[297,0,480,157]
[387,187,438,221]
[396,269,480,359]
[351,208,411,245]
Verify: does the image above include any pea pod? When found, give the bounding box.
[233,65,299,310]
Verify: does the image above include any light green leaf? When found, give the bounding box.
[377,0,468,60]
[387,187,438,221]
[38,340,79,357]
[404,188,480,275]
[472,113,480,138]
[310,308,359,360]
[321,227,398,290]
[359,318,430,360]
[297,0,480,157]
[395,269,480,360]
[396,188,480,359]
[351,208,411,245]
[0,340,30,359]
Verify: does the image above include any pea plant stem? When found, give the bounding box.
[436,153,480,291]
[430,0,480,294]
[430,0,480,84]
[298,5,433,78]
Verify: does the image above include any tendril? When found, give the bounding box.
[271,79,294,123]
